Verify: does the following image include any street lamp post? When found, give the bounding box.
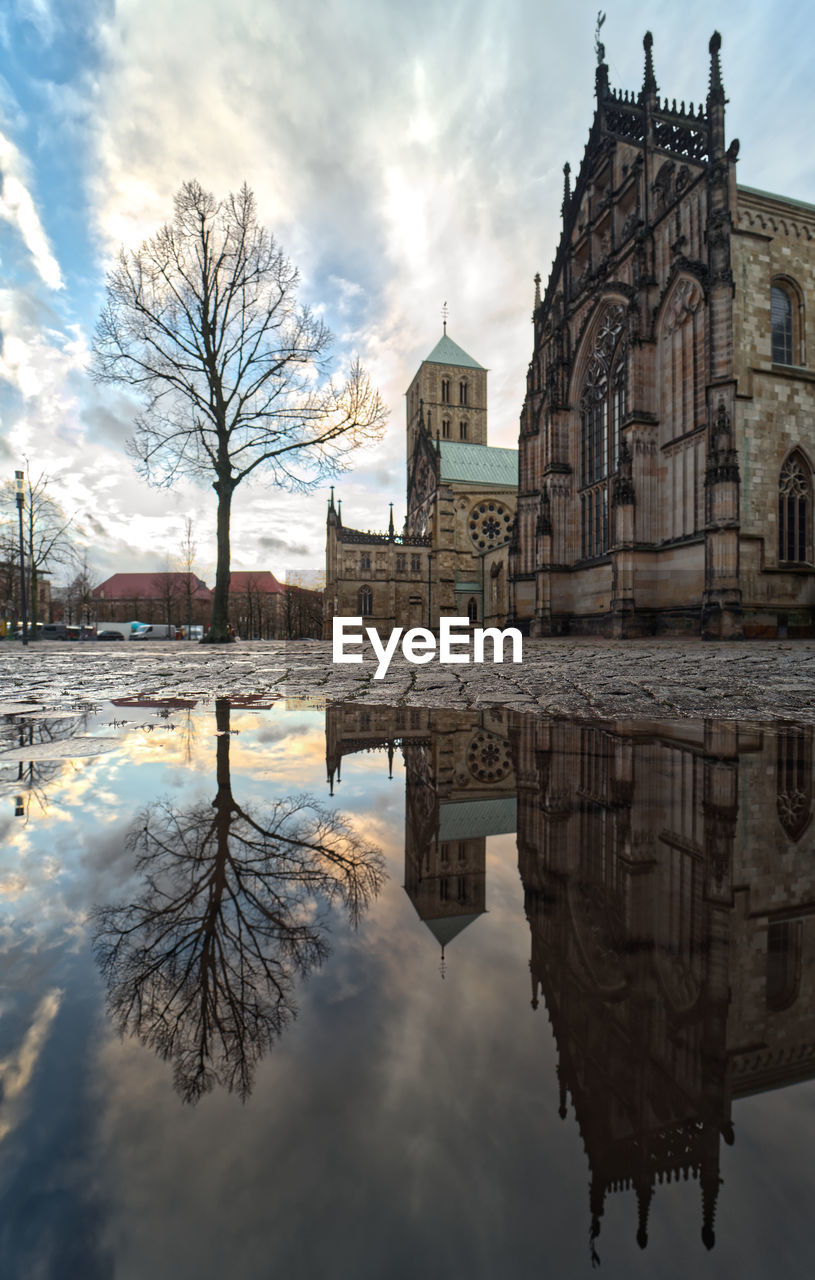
[14,470,27,647]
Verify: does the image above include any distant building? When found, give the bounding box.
[324,329,519,635]
[93,569,322,638]
[93,572,213,628]
[511,31,815,638]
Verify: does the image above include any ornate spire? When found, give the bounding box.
[337,499,342,524]
[708,31,724,105]
[636,1179,653,1250]
[419,397,425,430]
[328,485,335,511]
[561,163,572,218]
[388,502,395,538]
[642,31,657,98]
[534,272,541,308]
[594,11,609,99]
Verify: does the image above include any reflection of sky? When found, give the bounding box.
[0,703,813,1278]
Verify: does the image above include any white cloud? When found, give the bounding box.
[0,987,62,1143]
[0,131,63,290]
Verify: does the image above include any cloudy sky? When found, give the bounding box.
[0,0,813,587]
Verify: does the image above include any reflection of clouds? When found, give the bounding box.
[0,989,63,1143]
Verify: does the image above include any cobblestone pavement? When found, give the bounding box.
[0,637,813,723]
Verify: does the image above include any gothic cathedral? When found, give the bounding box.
[510,32,815,638]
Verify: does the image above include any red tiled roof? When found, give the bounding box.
[229,571,285,595]
[93,572,212,601]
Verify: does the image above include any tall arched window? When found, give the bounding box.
[467,597,478,623]
[358,585,373,616]
[580,306,626,560]
[766,920,802,1011]
[441,378,450,403]
[776,728,812,841]
[771,284,794,365]
[459,380,468,405]
[778,451,811,565]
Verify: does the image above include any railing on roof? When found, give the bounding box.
[339,527,432,547]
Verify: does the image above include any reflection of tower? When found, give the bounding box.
[323,703,515,969]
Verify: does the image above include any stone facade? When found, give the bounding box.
[511,31,815,638]
[324,331,518,635]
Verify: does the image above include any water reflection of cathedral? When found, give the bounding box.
[326,706,815,1254]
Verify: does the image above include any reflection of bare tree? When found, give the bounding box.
[92,700,384,1103]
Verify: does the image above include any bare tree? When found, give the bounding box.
[91,181,387,643]
[2,472,75,637]
[61,553,97,626]
[178,517,197,637]
[153,563,183,638]
[91,700,384,1102]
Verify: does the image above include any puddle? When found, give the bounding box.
[0,698,813,1277]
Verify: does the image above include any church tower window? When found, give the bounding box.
[360,552,371,571]
[778,452,811,565]
[459,381,468,405]
[467,597,478,623]
[579,306,625,559]
[358,585,373,616]
[459,422,468,440]
[441,378,450,403]
[442,420,450,438]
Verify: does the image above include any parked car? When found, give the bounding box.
[97,630,125,641]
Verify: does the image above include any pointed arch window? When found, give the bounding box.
[467,597,478,623]
[778,452,811,565]
[358,585,373,616]
[776,728,812,841]
[580,306,626,559]
[771,285,794,365]
[766,920,802,1011]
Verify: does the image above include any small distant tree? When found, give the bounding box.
[91,180,387,644]
[153,564,183,638]
[2,472,75,637]
[178,517,197,637]
[63,554,96,627]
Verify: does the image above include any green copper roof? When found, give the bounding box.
[439,441,518,487]
[438,797,517,841]
[424,332,485,370]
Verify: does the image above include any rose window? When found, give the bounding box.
[466,730,512,783]
[469,502,512,550]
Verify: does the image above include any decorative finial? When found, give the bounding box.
[419,397,425,429]
[708,30,724,105]
[441,299,448,335]
[439,945,446,980]
[534,272,541,308]
[642,31,657,97]
[337,499,342,523]
[562,163,572,218]
[388,502,395,538]
[594,10,606,65]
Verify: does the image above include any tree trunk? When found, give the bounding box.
[204,477,235,643]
